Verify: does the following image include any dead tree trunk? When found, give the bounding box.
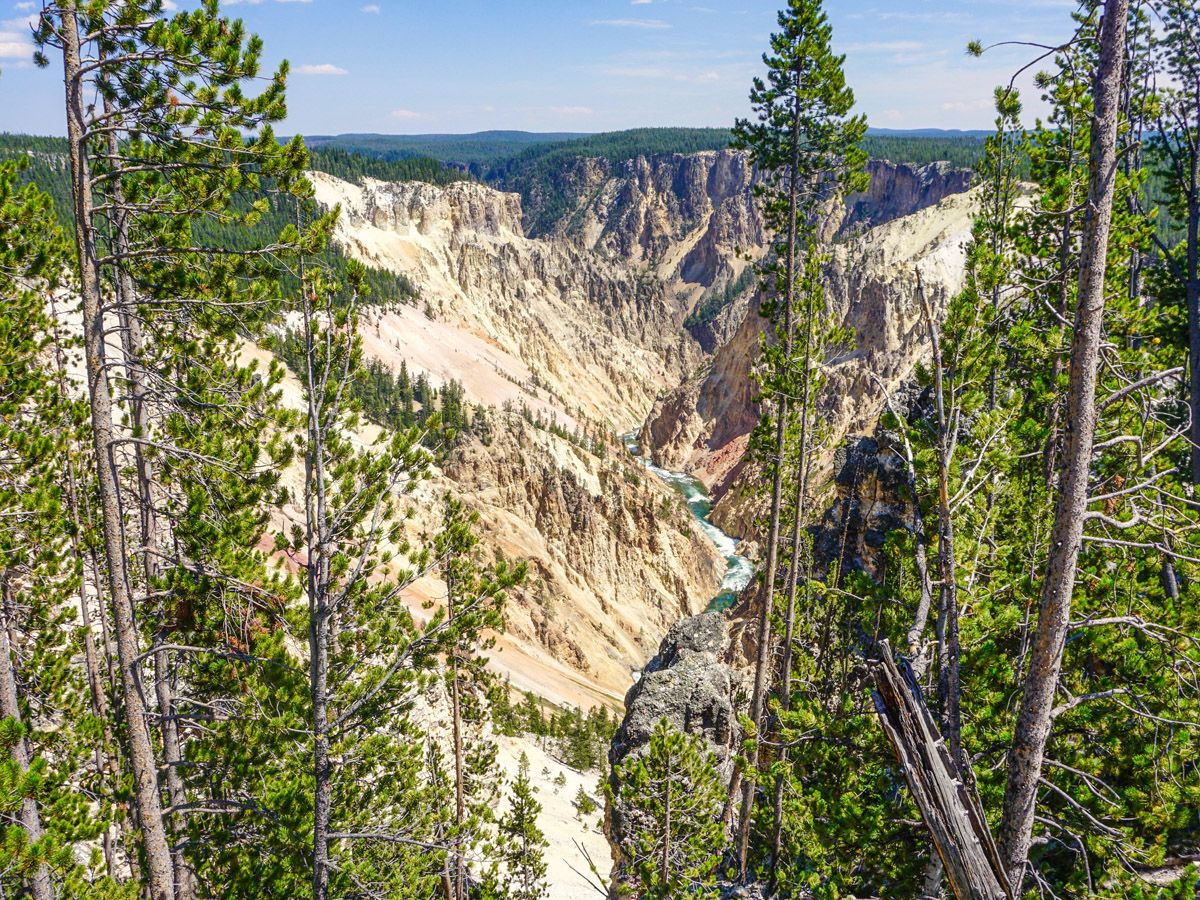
[301,264,334,900]
[871,642,1013,900]
[998,0,1129,888]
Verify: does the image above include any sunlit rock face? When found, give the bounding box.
[306,152,975,708]
[643,178,978,540]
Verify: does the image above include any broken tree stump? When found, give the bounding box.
[871,639,1014,900]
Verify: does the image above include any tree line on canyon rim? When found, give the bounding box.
[0,4,1199,900]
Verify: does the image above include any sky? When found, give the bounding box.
[0,0,1084,137]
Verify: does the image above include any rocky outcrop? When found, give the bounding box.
[812,431,915,581]
[607,612,742,887]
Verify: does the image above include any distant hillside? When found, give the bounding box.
[0,133,426,307]
[304,127,994,172]
[302,131,590,173]
[10,126,1175,252]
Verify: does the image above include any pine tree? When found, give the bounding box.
[610,719,725,899]
[34,4,318,894]
[497,753,548,900]
[730,0,867,879]
[1147,0,1200,482]
[998,0,1131,886]
[436,495,524,900]
[0,158,129,899]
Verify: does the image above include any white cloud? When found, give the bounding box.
[0,15,34,59]
[361,3,380,11]
[551,105,593,115]
[630,0,653,4]
[589,18,669,29]
[296,63,348,75]
[13,2,34,10]
[390,108,421,120]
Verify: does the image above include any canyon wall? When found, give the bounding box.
[307,152,975,708]
[643,174,978,538]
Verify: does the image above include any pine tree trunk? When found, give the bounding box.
[448,575,467,900]
[103,120,194,899]
[768,260,818,879]
[70,489,123,878]
[998,1,1129,887]
[916,278,963,767]
[661,755,672,891]
[304,294,333,900]
[59,11,177,899]
[0,577,53,900]
[735,87,803,880]
[932,380,962,766]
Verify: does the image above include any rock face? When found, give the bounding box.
[528,150,764,281]
[842,159,973,235]
[443,425,726,699]
[606,612,743,888]
[812,431,915,581]
[311,172,703,430]
[645,185,979,538]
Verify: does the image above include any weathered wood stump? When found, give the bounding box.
[871,640,1014,900]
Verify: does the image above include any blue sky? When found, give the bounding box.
[1,0,1081,136]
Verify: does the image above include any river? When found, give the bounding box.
[622,431,754,611]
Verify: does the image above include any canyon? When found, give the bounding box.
[309,151,977,709]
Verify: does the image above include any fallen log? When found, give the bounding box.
[871,640,1014,900]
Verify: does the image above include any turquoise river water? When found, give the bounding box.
[622,432,754,611]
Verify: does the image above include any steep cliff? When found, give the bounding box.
[442,423,726,701]
[841,159,973,235]
[549,151,764,280]
[311,172,703,430]
[645,185,979,537]
[308,166,741,703]
[307,153,976,707]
